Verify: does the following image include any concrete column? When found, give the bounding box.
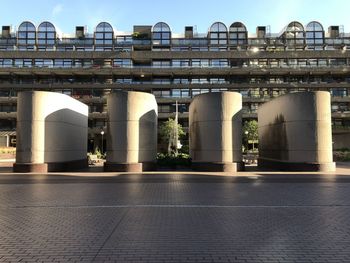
[104,91,158,172]
[258,91,335,171]
[189,92,244,172]
[13,91,89,172]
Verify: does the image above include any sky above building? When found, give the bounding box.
[1,0,350,35]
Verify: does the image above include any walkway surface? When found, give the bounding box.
[0,164,350,262]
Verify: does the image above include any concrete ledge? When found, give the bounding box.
[46,158,88,172]
[104,162,157,172]
[13,158,88,173]
[258,158,336,172]
[104,162,142,172]
[141,162,157,171]
[13,163,48,173]
[192,162,245,172]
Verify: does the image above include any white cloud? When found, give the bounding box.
[52,4,63,17]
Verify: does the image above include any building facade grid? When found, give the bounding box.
[0,20,349,149]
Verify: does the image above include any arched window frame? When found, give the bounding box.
[94,22,114,46]
[37,21,56,46]
[229,22,248,46]
[306,21,324,46]
[17,21,36,46]
[283,21,305,45]
[208,22,228,45]
[152,22,171,45]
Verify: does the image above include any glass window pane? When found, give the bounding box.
[105,33,113,39]
[38,32,46,38]
[162,32,170,39]
[47,32,55,38]
[315,32,323,38]
[153,33,161,39]
[95,33,104,39]
[27,32,35,38]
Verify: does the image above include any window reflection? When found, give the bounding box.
[282,21,305,46]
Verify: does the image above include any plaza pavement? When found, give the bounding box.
[0,162,350,262]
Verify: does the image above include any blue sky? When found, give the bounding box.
[1,0,350,35]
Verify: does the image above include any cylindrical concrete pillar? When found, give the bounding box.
[14,91,88,173]
[104,91,158,172]
[189,92,243,172]
[258,91,335,171]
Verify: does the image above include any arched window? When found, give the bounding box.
[229,22,248,46]
[17,21,36,46]
[306,21,324,46]
[209,22,227,45]
[38,21,56,46]
[152,22,171,45]
[95,22,114,46]
[283,21,305,45]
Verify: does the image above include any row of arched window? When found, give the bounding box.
[15,20,327,46]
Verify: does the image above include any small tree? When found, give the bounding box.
[243,120,258,152]
[159,118,185,155]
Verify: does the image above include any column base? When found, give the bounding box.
[13,163,48,173]
[191,162,245,172]
[258,158,336,172]
[104,162,156,172]
[13,158,88,173]
[47,158,88,172]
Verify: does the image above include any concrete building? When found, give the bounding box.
[189,92,243,172]
[104,91,157,172]
[13,91,88,172]
[0,21,349,149]
[258,91,335,171]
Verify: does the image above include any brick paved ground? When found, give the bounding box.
[0,172,350,262]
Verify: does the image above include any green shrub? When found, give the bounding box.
[333,150,350,161]
[157,153,191,166]
[335,147,350,152]
[93,147,105,159]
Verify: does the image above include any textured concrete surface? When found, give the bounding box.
[258,91,335,171]
[189,92,243,171]
[105,91,158,172]
[1,168,350,262]
[14,91,88,172]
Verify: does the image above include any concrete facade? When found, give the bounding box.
[1,21,350,148]
[13,91,88,172]
[258,91,335,171]
[104,91,158,172]
[189,92,243,172]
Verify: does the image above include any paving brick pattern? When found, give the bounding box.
[0,174,350,262]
